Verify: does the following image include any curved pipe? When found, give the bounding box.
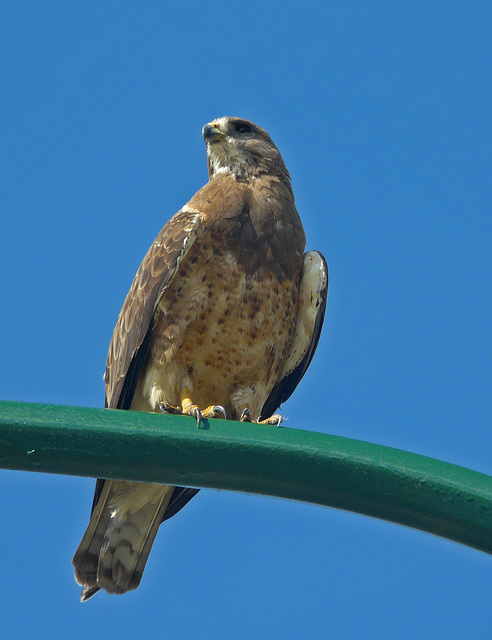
[0,401,491,554]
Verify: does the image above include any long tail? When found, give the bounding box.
[73,480,174,601]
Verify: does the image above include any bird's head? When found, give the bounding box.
[203,117,290,183]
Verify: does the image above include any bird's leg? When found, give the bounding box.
[180,393,202,428]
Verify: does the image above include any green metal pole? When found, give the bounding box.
[0,400,491,554]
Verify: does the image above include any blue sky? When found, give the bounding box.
[1,2,490,638]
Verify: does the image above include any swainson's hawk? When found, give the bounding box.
[73,117,328,600]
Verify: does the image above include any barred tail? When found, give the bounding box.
[73,480,174,601]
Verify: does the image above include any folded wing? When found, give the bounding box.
[259,251,328,420]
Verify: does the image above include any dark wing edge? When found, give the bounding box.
[259,250,328,420]
[91,209,204,518]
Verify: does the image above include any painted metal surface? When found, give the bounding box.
[1,400,491,553]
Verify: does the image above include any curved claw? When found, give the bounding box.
[273,415,283,427]
[240,408,252,422]
[212,405,227,420]
[258,413,283,427]
[193,407,202,429]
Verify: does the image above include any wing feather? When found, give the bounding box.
[260,250,328,420]
[105,209,203,410]
[91,208,203,518]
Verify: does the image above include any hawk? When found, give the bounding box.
[73,117,328,600]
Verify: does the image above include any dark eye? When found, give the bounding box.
[235,123,252,134]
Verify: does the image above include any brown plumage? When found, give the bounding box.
[73,117,328,600]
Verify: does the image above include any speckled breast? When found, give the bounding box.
[143,236,302,419]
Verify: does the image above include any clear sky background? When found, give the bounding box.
[1,2,490,638]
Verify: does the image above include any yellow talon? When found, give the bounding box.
[202,405,227,419]
[178,390,227,427]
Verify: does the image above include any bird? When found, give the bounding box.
[72,116,328,600]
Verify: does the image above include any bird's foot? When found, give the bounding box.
[161,397,226,428]
[192,404,227,428]
[240,408,283,427]
[258,414,283,427]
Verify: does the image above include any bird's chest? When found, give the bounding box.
[145,240,299,412]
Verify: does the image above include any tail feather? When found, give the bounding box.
[73,480,113,590]
[73,480,174,600]
[81,585,100,602]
